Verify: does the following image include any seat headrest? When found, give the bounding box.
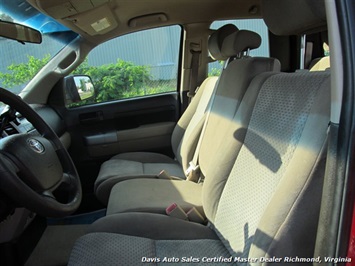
[262,0,327,35]
[208,24,238,61]
[221,30,261,58]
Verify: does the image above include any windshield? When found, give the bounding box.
[0,0,78,96]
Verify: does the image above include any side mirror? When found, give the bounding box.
[0,20,42,44]
[64,75,95,105]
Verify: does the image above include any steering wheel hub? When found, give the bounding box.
[27,138,45,154]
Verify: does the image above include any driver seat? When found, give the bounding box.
[68,67,330,264]
[93,24,239,205]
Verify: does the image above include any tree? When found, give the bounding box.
[0,13,14,22]
[208,60,224,77]
[0,55,50,88]
[0,55,152,104]
[82,59,151,102]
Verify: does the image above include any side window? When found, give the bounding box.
[69,25,181,107]
[208,19,269,76]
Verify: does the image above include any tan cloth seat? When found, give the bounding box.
[309,56,330,71]
[68,0,330,263]
[69,69,330,266]
[94,24,239,205]
[95,25,278,206]
[106,30,281,215]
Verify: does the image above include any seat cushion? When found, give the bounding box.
[69,213,228,265]
[89,212,218,240]
[69,233,232,266]
[107,179,203,215]
[95,152,185,205]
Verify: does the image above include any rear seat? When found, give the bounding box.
[94,24,238,205]
[309,56,330,71]
[106,30,281,216]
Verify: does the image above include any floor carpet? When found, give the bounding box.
[47,209,106,225]
[25,224,89,266]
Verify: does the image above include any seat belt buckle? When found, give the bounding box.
[157,170,171,179]
[166,203,188,220]
[187,86,200,99]
[185,162,200,182]
[157,170,183,180]
[186,207,206,224]
[187,91,195,98]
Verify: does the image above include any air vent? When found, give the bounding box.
[0,116,34,138]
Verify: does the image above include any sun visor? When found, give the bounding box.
[262,0,327,35]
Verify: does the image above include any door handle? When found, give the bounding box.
[79,111,103,124]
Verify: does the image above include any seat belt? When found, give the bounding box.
[185,58,230,182]
[187,44,201,102]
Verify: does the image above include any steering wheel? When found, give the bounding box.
[0,87,81,217]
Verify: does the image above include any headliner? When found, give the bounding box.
[27,0,262,45]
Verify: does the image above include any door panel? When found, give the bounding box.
[85,121,175,157]
[50,25,182,210]
[64,92,178,161]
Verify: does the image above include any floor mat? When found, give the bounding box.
[25,224,89,266]
[47,209,106,225]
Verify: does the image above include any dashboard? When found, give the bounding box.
[0,104,71,148]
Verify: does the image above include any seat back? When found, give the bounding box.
[309,56,330,71]
[171,24,238,172]
[204,70,330,259]
[172,25,282,175]
[198,30,281,181]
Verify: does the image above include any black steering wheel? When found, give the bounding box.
[0,87,81,217]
